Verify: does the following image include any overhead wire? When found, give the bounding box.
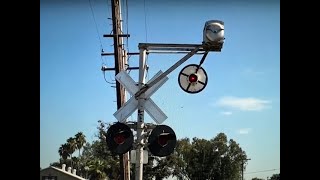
[124,0,132,74]
[122,0,132,75]
[103,70,116,84]
[89,0,103,51]
[89,0,115,85]
[245,168,280,174]
[143,0,148,43]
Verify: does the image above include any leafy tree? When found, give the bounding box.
[172,138,192,180]
[87,158,107,180]
[76,142,92,176]
[225,138,247,180]
[87,140,120,179]
[89,120,121,179]
[130,153,176,180]
[149,156,173,180]
[269,173,280,180]
[173,133,247,180]
[50,161,62,168]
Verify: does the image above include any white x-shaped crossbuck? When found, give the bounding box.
[113,70,168,124]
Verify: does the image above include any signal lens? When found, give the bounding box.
[158,135,169,147]
[114,133,125,145]
[188,74,198,83]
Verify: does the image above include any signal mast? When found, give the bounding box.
[102,1,225,179]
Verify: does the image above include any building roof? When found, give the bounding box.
[41,166,87,180]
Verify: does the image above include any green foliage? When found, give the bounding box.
[83,121,120,179]
[50,161,62,168]
[75,132,86,155]
[173,133,247,180]
[269,173,280,180]
[87,158,107,180]
[58,143,70,160]
[58,132,87,170]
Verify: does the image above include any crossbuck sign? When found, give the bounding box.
[113,70,168,124]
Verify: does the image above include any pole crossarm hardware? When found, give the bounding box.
[103,34,130,37]
[101,52,140,56]
[138,43,215,52]
[138,42,222,52]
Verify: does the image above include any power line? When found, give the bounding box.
[122,0,131,69]
[88,0,103,51]
[89,0,115,85]
[143,0,148,42]
[245,168,280,174]
[102,70,116,85]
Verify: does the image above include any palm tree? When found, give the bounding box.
[88,159,107,180]
[75,132,86,173]
[75,132,86,157]
[67,137,77,168]
[58,143,70,161]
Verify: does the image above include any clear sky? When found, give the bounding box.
[40,0,280,179]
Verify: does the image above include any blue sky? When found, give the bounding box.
[40,0,280,179]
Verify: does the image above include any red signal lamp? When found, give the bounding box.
[148,125,177,157]
[158,133,170,147]
[114,131,126,145]
[188,73,198,83]
[106,122,133,155]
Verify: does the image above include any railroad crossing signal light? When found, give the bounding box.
[148,125,177,157]
[203,20,225,51]
[178,64,208,94]
[105,122,133,155]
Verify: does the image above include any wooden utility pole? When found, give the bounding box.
[102,0,140,179]
[105,0,130,179]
